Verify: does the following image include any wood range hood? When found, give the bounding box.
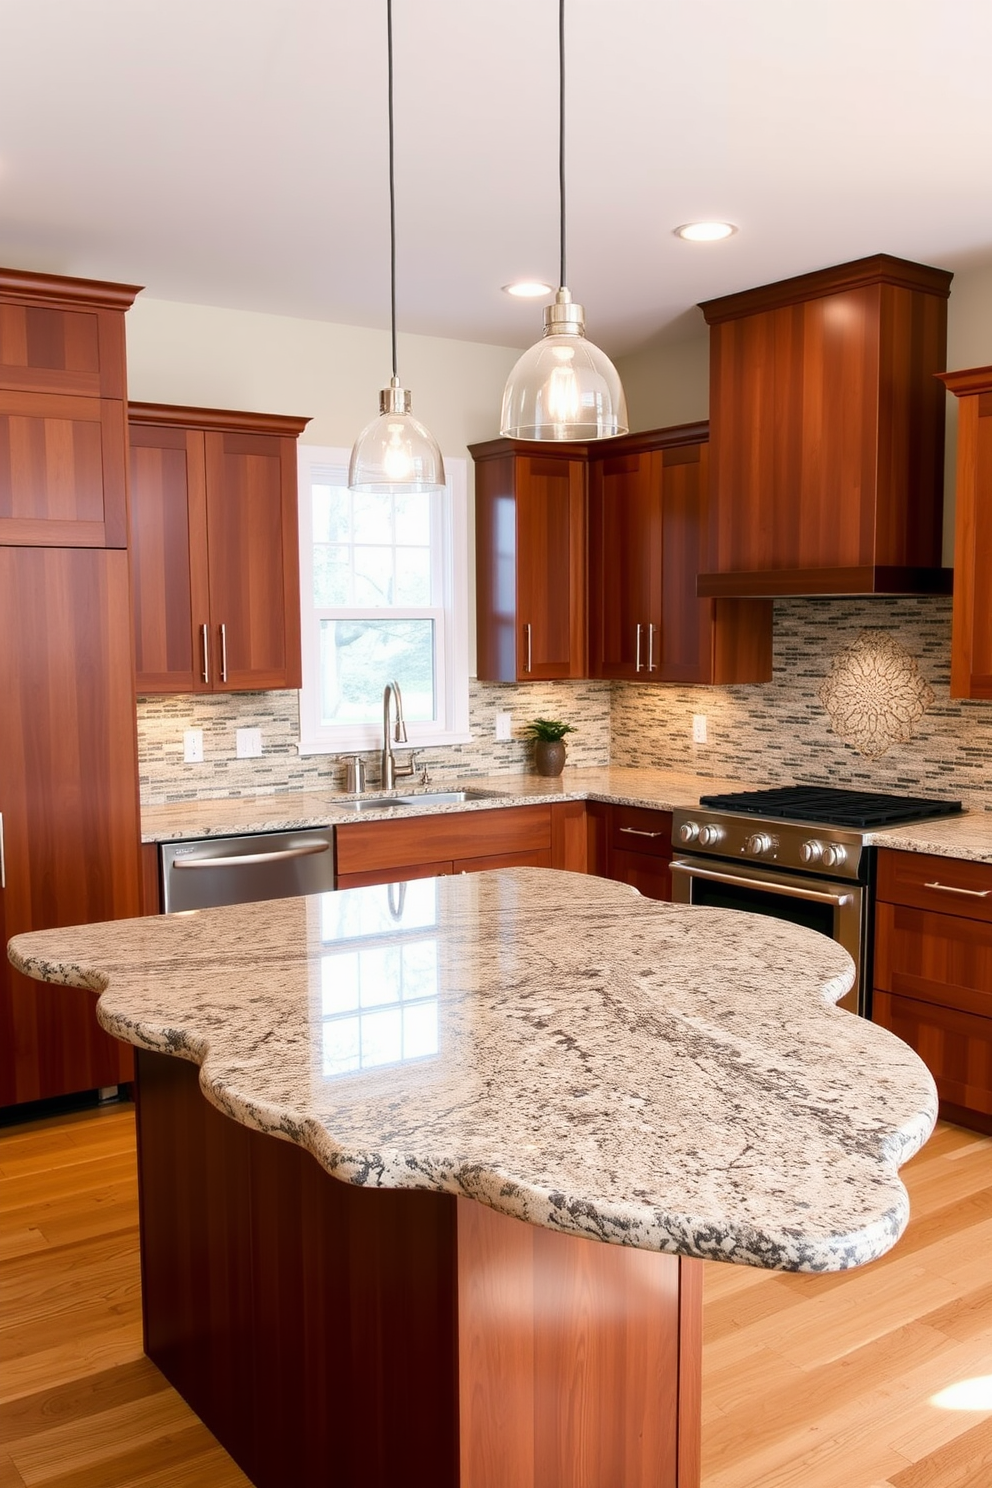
[697,254,954,599]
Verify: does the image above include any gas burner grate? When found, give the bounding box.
[697,785,963,829]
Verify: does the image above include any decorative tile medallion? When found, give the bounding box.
[817,630,935,760]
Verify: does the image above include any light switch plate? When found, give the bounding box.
[236,728,263,759]
[692,714,708,744]
[183,728,204,763]
[495,712,512,742]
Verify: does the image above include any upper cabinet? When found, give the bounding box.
[129,403,310,693]
[0,267,140,548]
[698,254,953,598]
[587,425,771,684]
[472,439,587,682]
[938,366,992,700]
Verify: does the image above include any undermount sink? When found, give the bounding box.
[333,789,502,813]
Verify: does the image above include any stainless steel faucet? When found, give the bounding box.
[381,680,416,789]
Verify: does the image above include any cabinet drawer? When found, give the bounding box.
[610,806,672,859]
[873,989,992,1118]
[609,849,672,902]
[335,805,552,877]
[874,902,992,1018]
[877,850,992,925]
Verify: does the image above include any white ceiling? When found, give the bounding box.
[2,0,991,357]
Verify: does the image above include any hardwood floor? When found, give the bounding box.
[1,1102,989,1487]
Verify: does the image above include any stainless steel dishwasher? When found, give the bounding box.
[159,827,336,912]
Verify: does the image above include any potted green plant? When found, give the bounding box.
[522,717,576,778]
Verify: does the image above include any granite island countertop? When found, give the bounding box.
[140,766,992,862]
[8,867,938,1274]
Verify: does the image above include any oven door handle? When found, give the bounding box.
[670,861,854,908]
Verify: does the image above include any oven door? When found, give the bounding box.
[670,855,865,1015]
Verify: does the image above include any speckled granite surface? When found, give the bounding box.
[8,868,937,1274]
[139,766,992,862]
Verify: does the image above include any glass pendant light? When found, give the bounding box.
[349,0,445,493]
[500,0,627,442]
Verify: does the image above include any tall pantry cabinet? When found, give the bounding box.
[0,267,143,1106]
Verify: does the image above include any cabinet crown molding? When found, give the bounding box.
[0,265,142,310]
[938,366,992,397]
[700,252,952,324]
[128,401,311,437]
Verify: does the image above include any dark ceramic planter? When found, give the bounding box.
[534,739,567,777]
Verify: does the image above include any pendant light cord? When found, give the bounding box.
[558,0,566,291]
[387,0,398,381]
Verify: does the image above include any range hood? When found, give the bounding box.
[697,254,953,599]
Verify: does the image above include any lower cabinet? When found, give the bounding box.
[335,804,569,889]
[585,802,673,902]
[873,849,992,1133]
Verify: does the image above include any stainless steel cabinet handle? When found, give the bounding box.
[670,861,853,908]
[174,842,331,869]
[219,623,228,683]
[648,622,656,672]
[201,623,210,684]
[619,826,666,838]
[0,812,5,890]
[635,623,643,672]
[924,880,991,899]
[524,623,532,674]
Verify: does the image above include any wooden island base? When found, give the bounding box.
[135,1049,701,1488]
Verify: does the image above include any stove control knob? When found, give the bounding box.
[744,832,774,856]
[821,844,847,869]
[800,839,824,865]
[678,821,700,844]
[697,824,725,847]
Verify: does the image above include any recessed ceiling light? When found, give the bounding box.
[674,222,738,242]
[502,281,554,299]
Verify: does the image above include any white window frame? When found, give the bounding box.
[296,445,471,755]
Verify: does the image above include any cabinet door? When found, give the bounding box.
[942,374,992,700]
[0,289,130,547]
[0,389,128,547]
[130,424,211,692]
[588,449,660,680]
[203,430,302,690]
[0,547,141,1104]
[515,454,586,679]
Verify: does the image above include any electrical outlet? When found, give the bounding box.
[183,728,204,763]
[495,712,512,742]
[236,728,263,759]
[692,714,708,744]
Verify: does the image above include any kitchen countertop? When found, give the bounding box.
[8,867,937,1274]
[141,765,992,862]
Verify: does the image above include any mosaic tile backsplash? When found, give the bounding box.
[137,679,613,804]
[612,597,992,809]
[137,598,992,810]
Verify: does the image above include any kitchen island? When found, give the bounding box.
[8,868,937,1488]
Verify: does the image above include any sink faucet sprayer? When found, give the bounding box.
[381,680,417,789]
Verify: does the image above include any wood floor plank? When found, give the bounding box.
[888,1414,992,1488]
[0,1359,168,1440]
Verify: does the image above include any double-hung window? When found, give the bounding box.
[297,446,470,754]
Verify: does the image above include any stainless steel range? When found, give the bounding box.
[670,786,964,1015]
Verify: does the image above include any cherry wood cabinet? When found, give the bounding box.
[937,366,992,699]
[0,267,139,548]
[873,849,992,1133]
[136,1046,701,1488]
[699,254,953,598]
[472,440,587,681]
[0,547,140,1105]
[129,403,309,692]
[588,425,772,684]
[335,804,559,889]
